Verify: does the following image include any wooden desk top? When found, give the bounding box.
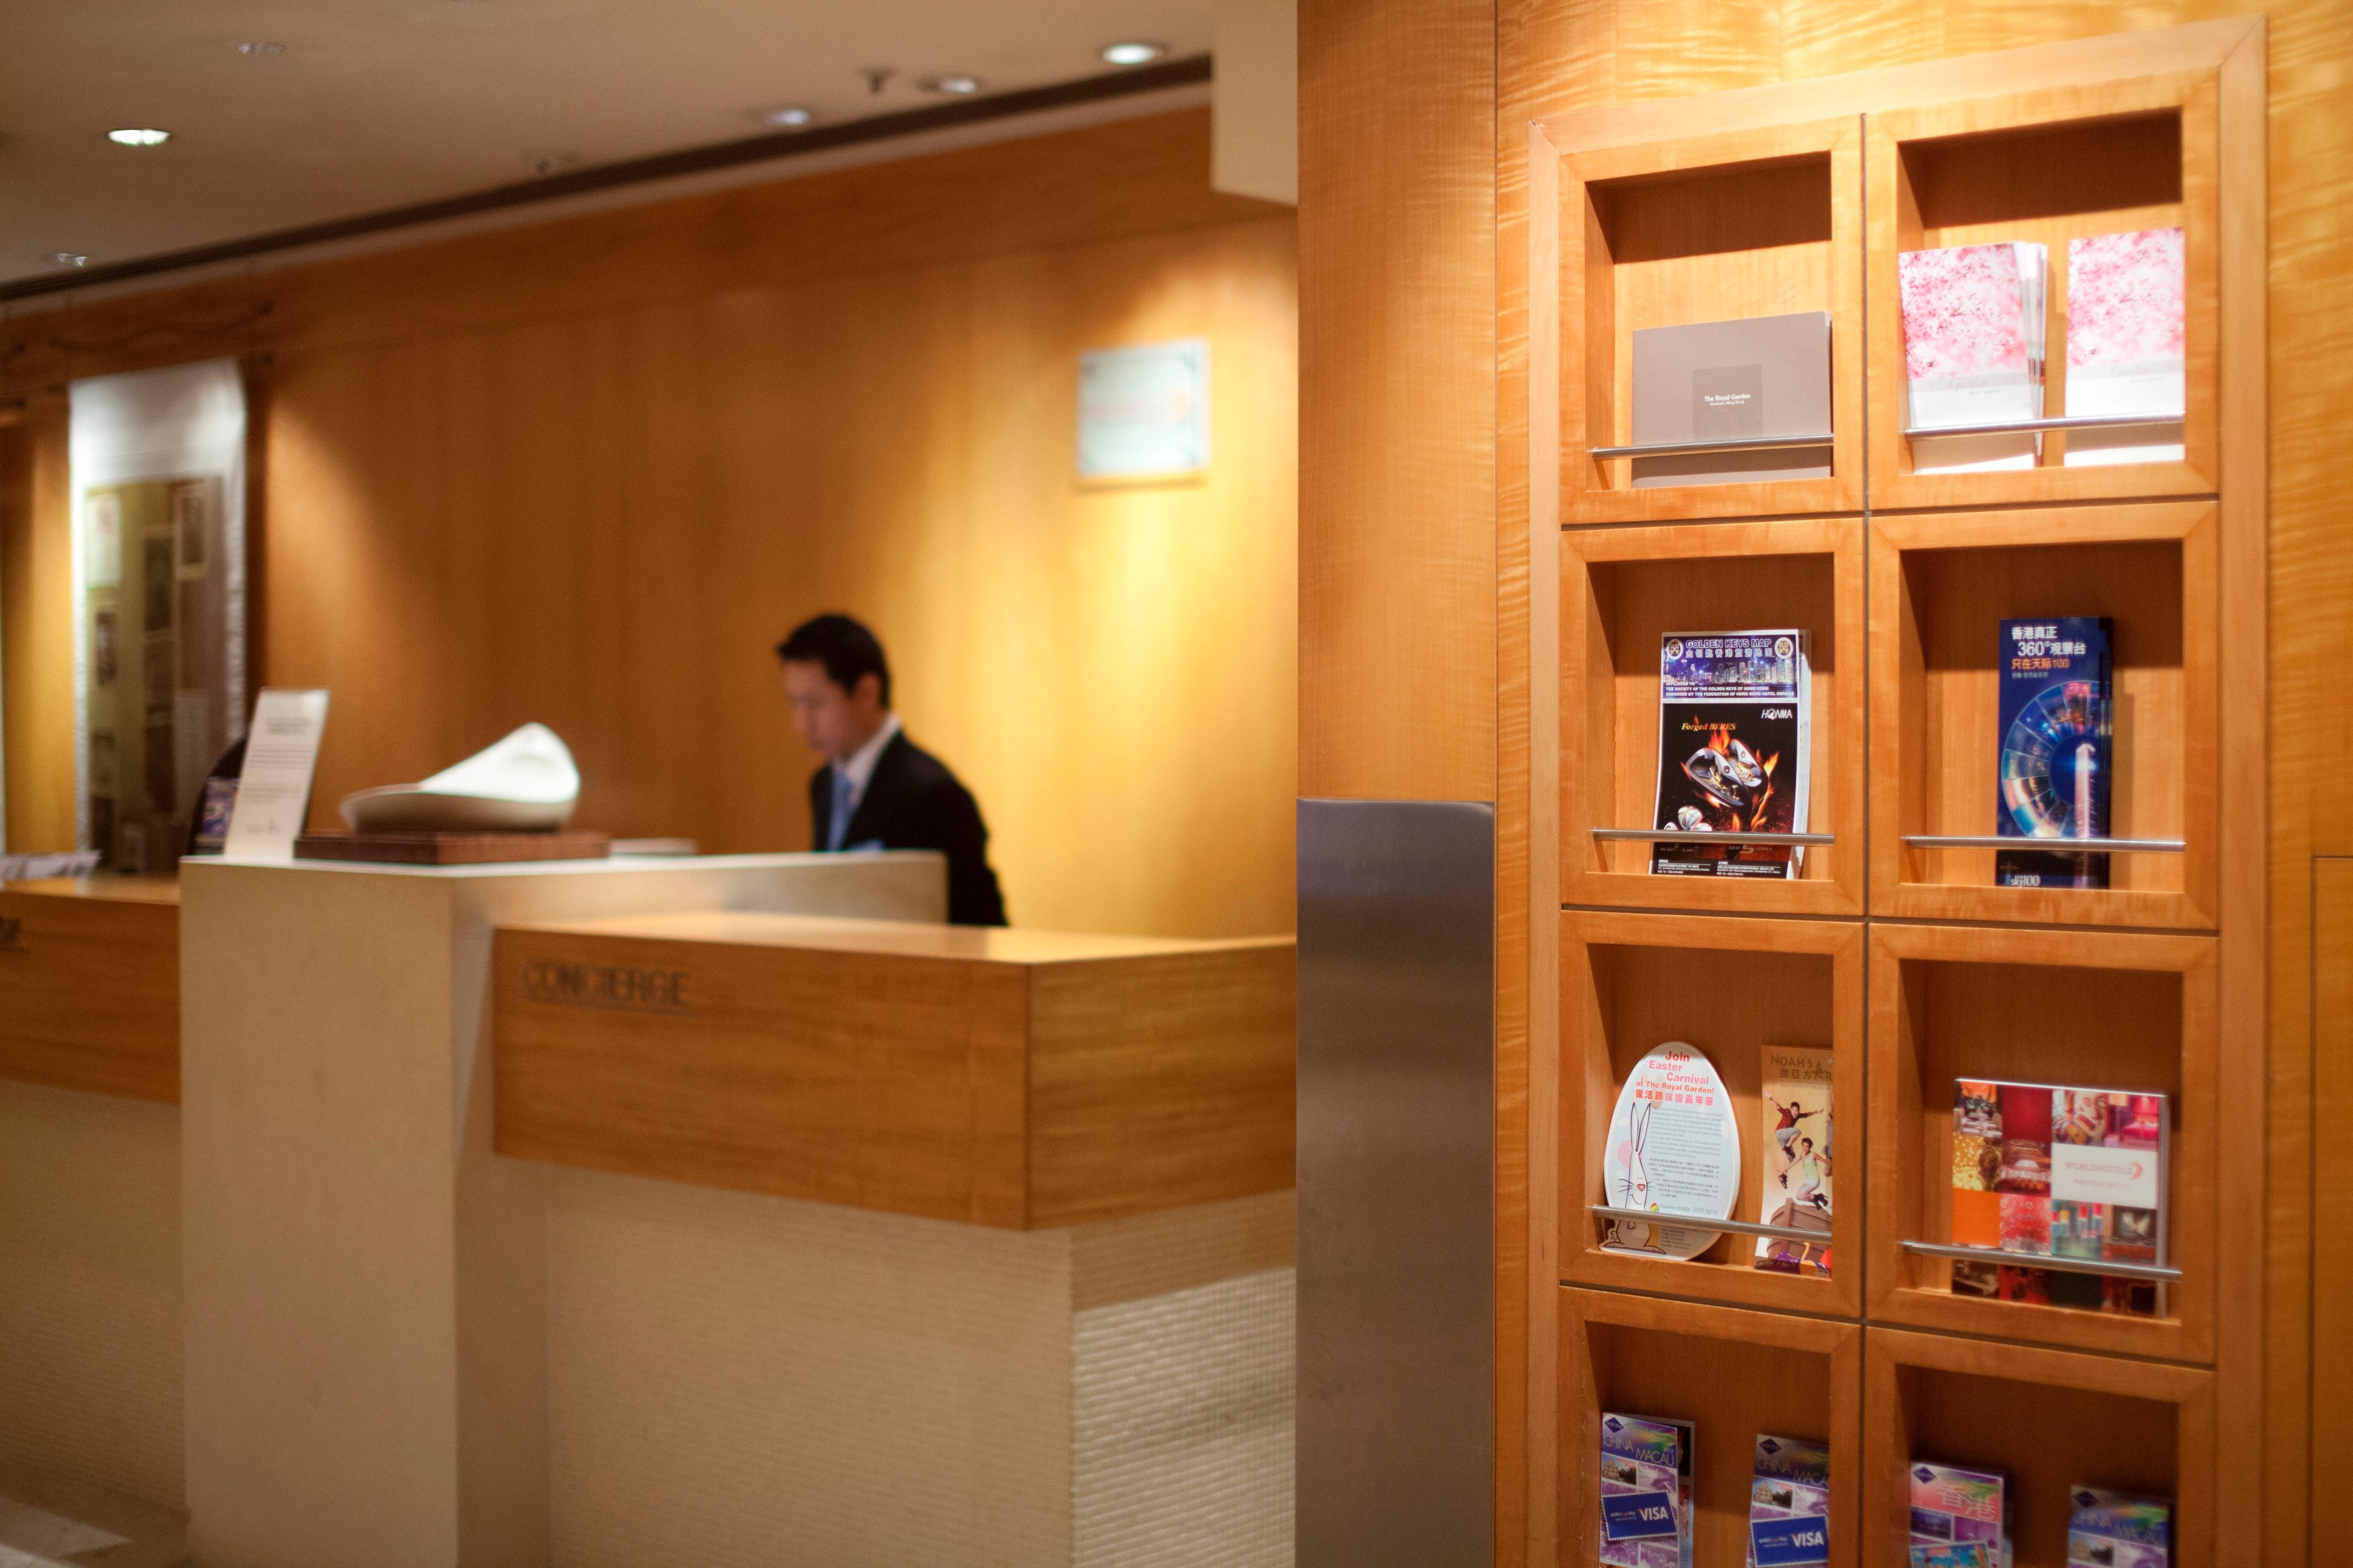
[2,875,183,905]
[494,915,1297,1229]
[504,909,1293,964]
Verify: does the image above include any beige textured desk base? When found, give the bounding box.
[548,1178,1294,1568]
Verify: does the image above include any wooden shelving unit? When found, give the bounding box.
[1527,19,2263,1567]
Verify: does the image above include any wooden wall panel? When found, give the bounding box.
[1,112,1298,940]
[2312,858,2353,1517]
[1498,6,2349,1565]
[1298,0,1499,804]
[0,393,74,853]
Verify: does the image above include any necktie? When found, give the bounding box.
[829,768,856,851]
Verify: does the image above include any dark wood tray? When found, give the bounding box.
[293,831,612,865]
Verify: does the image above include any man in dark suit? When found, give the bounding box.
[776,613,1007,926]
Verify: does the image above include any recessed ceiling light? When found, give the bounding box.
[46,252,89,268]
[235,40,285,56]
[917,74,982,96]
[756,105,814,129]
[107,127,171,147]
[1100,41,1167,66]
[524,150,580,176]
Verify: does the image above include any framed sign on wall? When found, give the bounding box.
[1076,338,1210,482]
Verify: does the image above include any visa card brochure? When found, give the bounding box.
[1599,1412,1693,1568]
[1747,1434,1830,1566]
[1909,1462,2011,1568]
[2067,1487,2171,1567]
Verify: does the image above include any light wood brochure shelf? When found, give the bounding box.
[494,911,1297,1229]
[1527,19,2262,1568]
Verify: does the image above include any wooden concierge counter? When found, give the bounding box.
[170,851,1298,1567]
[0,875,181,1103]
[493,913,1296,1229]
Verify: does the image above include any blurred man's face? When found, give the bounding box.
[782,661,886,763]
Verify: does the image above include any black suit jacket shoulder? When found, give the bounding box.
[808,731,1008,926]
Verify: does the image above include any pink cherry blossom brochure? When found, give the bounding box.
[2063,226,2187,466]
[1897,241,2049,472]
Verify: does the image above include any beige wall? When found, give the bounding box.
[2,110,1298,940]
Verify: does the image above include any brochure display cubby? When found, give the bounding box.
[1562,911,1863,1318]
[1526,20,2262,1567]
[1561,519,1863,917]
[1868,503,2218,931]
[1865,922,2216,1363]
[1865,79,2221,510]
[1863,1329,2213,1568]
[1562,1288,1860,1568]
[1555,119,1864,524]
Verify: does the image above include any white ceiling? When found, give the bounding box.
[0,0,1213,287]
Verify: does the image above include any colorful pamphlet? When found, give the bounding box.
[1756,1047,1833,1276]
[1629,312,1833,488]
[1649,631,1811,880]
[2067,1487,2172,1567]
[1909,1462,2011,1568]
[1603,1044,1743,1260]
[1949,1078,2167,1317]
[1995,617,2114,890]
[1898,241,2048,472]
[1910,1549,1990,1568]
[1748,1434,1831,1567]
[1600,1412,1693,1568]
[2064,227,2186,467]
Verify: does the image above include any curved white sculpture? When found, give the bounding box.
[339,723,581,833]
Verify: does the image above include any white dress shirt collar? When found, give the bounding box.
[833,711,902,811]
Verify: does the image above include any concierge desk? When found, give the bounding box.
[0,875,180,1102]
[176,853,1298,1568]
[494,913,1295,1229]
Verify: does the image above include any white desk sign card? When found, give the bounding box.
[1076,338,1209,480]
[1601,1042,1743,1260]
[222,688,330,860]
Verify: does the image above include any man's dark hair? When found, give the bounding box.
[776,613,891,707]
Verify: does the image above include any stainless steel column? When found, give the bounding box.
[1296,798,1495,1567]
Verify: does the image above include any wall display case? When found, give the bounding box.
[1527,20,2262,1567]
